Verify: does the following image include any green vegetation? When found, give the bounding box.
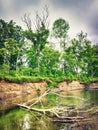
[0,8,98,86]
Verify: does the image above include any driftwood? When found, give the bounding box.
[22,90,49,106]
[17,103,86,123]
[53,118,91,123]
[17,103,71,118]
[50,92,87,101]
[22,89,86,107]
[16,90,97,123]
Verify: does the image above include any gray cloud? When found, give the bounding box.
[0,0,98,43]
[90,14,98,34]
[51,0,94,22]
[0,0,7,16]
[51,0,92,11]
[0,0,41,16]
[13,0,40,12]
[52,0,89,6]
[49,0,98,43]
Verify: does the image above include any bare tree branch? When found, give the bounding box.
[22,5,49,30]
[22,13,32,30]
[34,5,49,30]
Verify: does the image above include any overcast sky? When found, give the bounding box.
[0,0,98,44]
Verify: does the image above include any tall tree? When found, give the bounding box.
[86,44,98,77]
[52,18,70,51]
[24,24,49,69]
[0,19,24,70]
[63,31,97,77]
[23,6,49,69]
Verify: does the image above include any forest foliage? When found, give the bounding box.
[0,8,98,84]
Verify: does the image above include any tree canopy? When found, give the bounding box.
[0,19,24,72]
[0,16,97,83]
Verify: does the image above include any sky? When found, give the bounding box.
[0,0,98,44]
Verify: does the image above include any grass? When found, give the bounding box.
[0,74,98,88]
[0,75,52,83]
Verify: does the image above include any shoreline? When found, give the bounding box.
[0,80,98,111]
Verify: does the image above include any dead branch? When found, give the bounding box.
[50,92,87,101]
[22,13,32,29]
[22,90,49,106]
[22,90,86,107]
[53,118,91,123]
[17,103,84,119]
[29,90,49,107]
[22,5,49,30]
[17,103,65,117]
[34,5,49,29]
[16,89,97,123]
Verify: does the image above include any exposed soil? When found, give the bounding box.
[0,80,98,111]
[0,80,47,111]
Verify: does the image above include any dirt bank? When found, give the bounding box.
[51,80,98,93]
[0,80,98,111]
[58,80,85,91]
[0,80,47,111]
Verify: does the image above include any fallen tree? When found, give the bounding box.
[16,89,98,124]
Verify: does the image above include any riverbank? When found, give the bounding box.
[0,80,47,111]
[0,80,98,111]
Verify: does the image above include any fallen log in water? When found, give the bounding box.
[17,102,96,125]
[17,103,71,118]
[16,91,98,123]
[17,103,86,120]
[16,90,86,119]
[53,118,91,123]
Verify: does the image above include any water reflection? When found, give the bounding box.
[0,109,58,130]
[0,89,98,130]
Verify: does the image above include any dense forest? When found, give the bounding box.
[0,8,98,84]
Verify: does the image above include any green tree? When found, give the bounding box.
[23,6,49,70]
[63,31,97,78]
[0,19,24,70]
[4,38,20,70]
[24,23,49,70]
[85,44,98,77]
[39,46,60,77]
[52,18,70,50]
[94,44,98,77]
[52,18,70,74]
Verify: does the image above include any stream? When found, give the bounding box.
[0,89,98,130]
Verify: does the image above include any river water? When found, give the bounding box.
[0,89,98,130]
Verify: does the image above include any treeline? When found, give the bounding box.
[0,9,98,83]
